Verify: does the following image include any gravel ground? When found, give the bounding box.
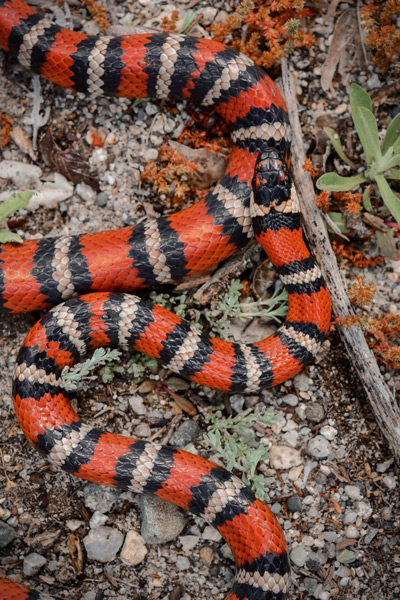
[0,1,399,600]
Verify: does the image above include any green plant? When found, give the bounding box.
[204,279,288,336]
[204,405,277,501]
[61,348,122,390]
[0,190,35,244]
[316,83,400,228]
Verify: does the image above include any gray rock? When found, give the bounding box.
[0,160,42,187]
[305,403,325,423]
[294,373,312,391]
[83,482,122,513]
[356,500,372,519]
[129,395,146,416]
[290,545,308,567]
[376,458,393,473]
[364,527,378,544]
[96,192,109,207]
[229,394,245,412]
[287,494,303,513]
[303,577,318,593]
[337,549,357,564]
[281,394,299,406]
[23,552,46,576]
[120,530,148,566]
[307,435,332,459]
[344,484,362,500]
[140,494,187,544]
[0,520,16,549]
[169,420,200,448]
[323,531,338,542]
[89,511,108,529]
[319,425,337,441]
[75,183,96,203]
[176,555,190,570]
[83,526,123,562]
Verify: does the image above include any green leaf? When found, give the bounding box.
[353,106,382,168]
[0,230,24,244]
[382,153,400,171]
[387,169,400,180]
[324,127,355,167]
[181,9,198,32]
[327,211,351,234]
[316,172,367,191]
[362,185,374,213]
[375,174,400,226]
[350,82,373,113]
[0,190,34,223]
[381,111,400,155]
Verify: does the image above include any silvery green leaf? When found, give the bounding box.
[353,106,382,168]
[375,174,400,226]
[381,111,400,155]
[324,127,355,167]
[317,172,367,191]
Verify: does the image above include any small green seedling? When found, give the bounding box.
[0,190,34,244]
[317,83,400,227]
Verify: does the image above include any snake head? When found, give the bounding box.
[251,149,292,214]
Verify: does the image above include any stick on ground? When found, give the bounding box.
[280,59,400,463]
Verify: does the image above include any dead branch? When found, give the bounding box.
[280,59,400,464]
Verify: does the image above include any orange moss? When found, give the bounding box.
[360,0,400,71]
[316,191,331,212]
[0,111,13,147]
[141,143,200,207]
[212,0,314,69]
[80,0,109,30]
[337,313,400,370]
[332,240,385,268]
[303,158,319,178]
[161,10,180,33]
[348,275,377,307]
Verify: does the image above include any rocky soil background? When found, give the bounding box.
[0,1,399,600]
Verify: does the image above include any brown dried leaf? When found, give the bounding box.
[11,125,36,160]
[68,532,85,573]
[40,128,99,190]
[321,9,357,91]
[168,140,227,189]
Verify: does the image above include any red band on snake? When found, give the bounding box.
[0,1,331,599]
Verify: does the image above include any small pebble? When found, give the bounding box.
[23,553,46,576]
[169,420,200,448]
[290,545,308,567]
[83,482,122,513]
[140,494,186,544]
[305,403,325,423]
[281,394,299,406]
[344,485,362,500]
[269,445,303,469]
[120,530,148,566]
[83,526,123,562]
[287,494,303,513]
[307,435,332,459]
[0,520,16,548]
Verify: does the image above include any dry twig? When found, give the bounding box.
[280,59,400,463]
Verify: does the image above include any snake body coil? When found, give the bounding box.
[0,1,331,599]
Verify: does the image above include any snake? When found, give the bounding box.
[0,1,331,599]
